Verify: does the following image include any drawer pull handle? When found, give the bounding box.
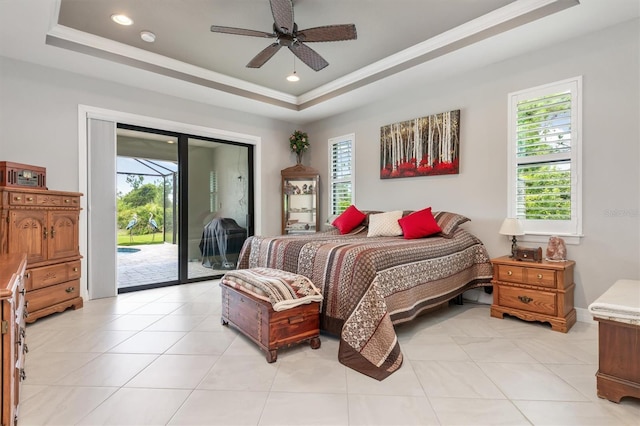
[64,199,70,203]
[65,287,75,293]
[14,196,21,201]
[507,270,513,276]
[27,197,33,201]
[73,267,79,272]
[518,295,533,304]
[537,274,543,279]
[289,315,304,325]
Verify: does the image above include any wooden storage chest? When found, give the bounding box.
[220,282,321,362]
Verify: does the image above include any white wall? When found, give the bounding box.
[306,19,640,310]
[0,56,296,238]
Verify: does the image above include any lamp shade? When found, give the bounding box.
[499,218,524,236]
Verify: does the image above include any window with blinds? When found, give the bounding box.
[507,77,582,237]
[329,134,355,216]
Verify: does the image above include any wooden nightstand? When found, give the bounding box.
[490,255,576,332]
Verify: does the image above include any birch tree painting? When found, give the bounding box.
[380,109,460,179]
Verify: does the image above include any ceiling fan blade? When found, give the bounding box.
[297,24,357,42]
[270,0,294,34]
[289,42,328,71]
[210,25,275,38]
[247,43,282,68]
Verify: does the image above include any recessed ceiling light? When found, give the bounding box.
[140,31,156,43]
[111,14,133,26]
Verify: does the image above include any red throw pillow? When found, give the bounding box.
[332,205,366,234]
[398,207,442,239]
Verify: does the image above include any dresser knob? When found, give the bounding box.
[537,274,543,279]
[14,196,21,201]
[65,287,75,293]
[27,197,33,201]
[507,270,513,276]
[518,295,533,304]
[64,199,70,203]
[73,267,78,272]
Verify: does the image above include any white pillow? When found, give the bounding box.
[367,210,403,237]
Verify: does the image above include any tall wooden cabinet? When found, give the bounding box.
[281,164,320,235]
[0,188,83,323]
[1,253,27,426]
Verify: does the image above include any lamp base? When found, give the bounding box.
[510,236,518,258]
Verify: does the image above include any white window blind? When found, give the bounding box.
[209,170,218,212]
[507,77,582,238]
[329,134,355,216]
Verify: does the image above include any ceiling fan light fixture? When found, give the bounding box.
[286,71,299,82]
[140,30,156,43]
[111,14,133,26]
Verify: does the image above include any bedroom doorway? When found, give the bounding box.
[115,124,253,292]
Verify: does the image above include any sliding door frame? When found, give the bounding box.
[79,105,262,300]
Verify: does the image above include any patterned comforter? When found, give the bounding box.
[236,226,493,380]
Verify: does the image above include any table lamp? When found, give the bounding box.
[499,218,524,258]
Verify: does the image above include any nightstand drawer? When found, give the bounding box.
[498,285,557,316]
[497,264,525,283]
[524,267,556,288]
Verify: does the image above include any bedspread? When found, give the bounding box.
[236,227,493,380]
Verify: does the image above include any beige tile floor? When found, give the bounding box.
[20,280,640,425]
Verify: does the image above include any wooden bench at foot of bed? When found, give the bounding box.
[220,279,321,363]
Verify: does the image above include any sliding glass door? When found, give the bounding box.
[115,125,253,291]
[187,138,252,279]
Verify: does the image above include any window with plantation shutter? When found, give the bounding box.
[507,77,582,240]
[329,134,355,216]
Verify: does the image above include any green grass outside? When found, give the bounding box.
[117,230,165,246]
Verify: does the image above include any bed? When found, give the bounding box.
[236,211,493,380]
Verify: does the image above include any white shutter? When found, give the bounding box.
[329,134,355,216]
[508,77,582,237]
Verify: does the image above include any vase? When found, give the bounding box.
[296,151,303,165]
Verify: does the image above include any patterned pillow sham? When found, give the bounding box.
[432,211,471,238]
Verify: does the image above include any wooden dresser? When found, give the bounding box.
[0,188,83,323]
[1,253,27,426]
[490,256,576,332]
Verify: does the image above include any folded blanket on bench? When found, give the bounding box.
[222,267,323,311]
[588,279,640,325]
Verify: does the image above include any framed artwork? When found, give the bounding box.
[380,109,460,179]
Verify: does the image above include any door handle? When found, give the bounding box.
[50,226,55,238]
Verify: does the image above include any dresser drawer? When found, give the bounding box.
[25,279,80,313]
[36,194,62,207]
[26,263,70,290]
[497,285,557,316]
[61,196,80,207]
[9,192,39,205]
[524,267,556,288]
[496,264,525,283]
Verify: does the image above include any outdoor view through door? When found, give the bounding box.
[116,126,252,291]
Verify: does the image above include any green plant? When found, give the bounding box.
[289,130,309,153]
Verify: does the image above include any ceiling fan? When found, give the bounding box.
[210,0,357,71]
